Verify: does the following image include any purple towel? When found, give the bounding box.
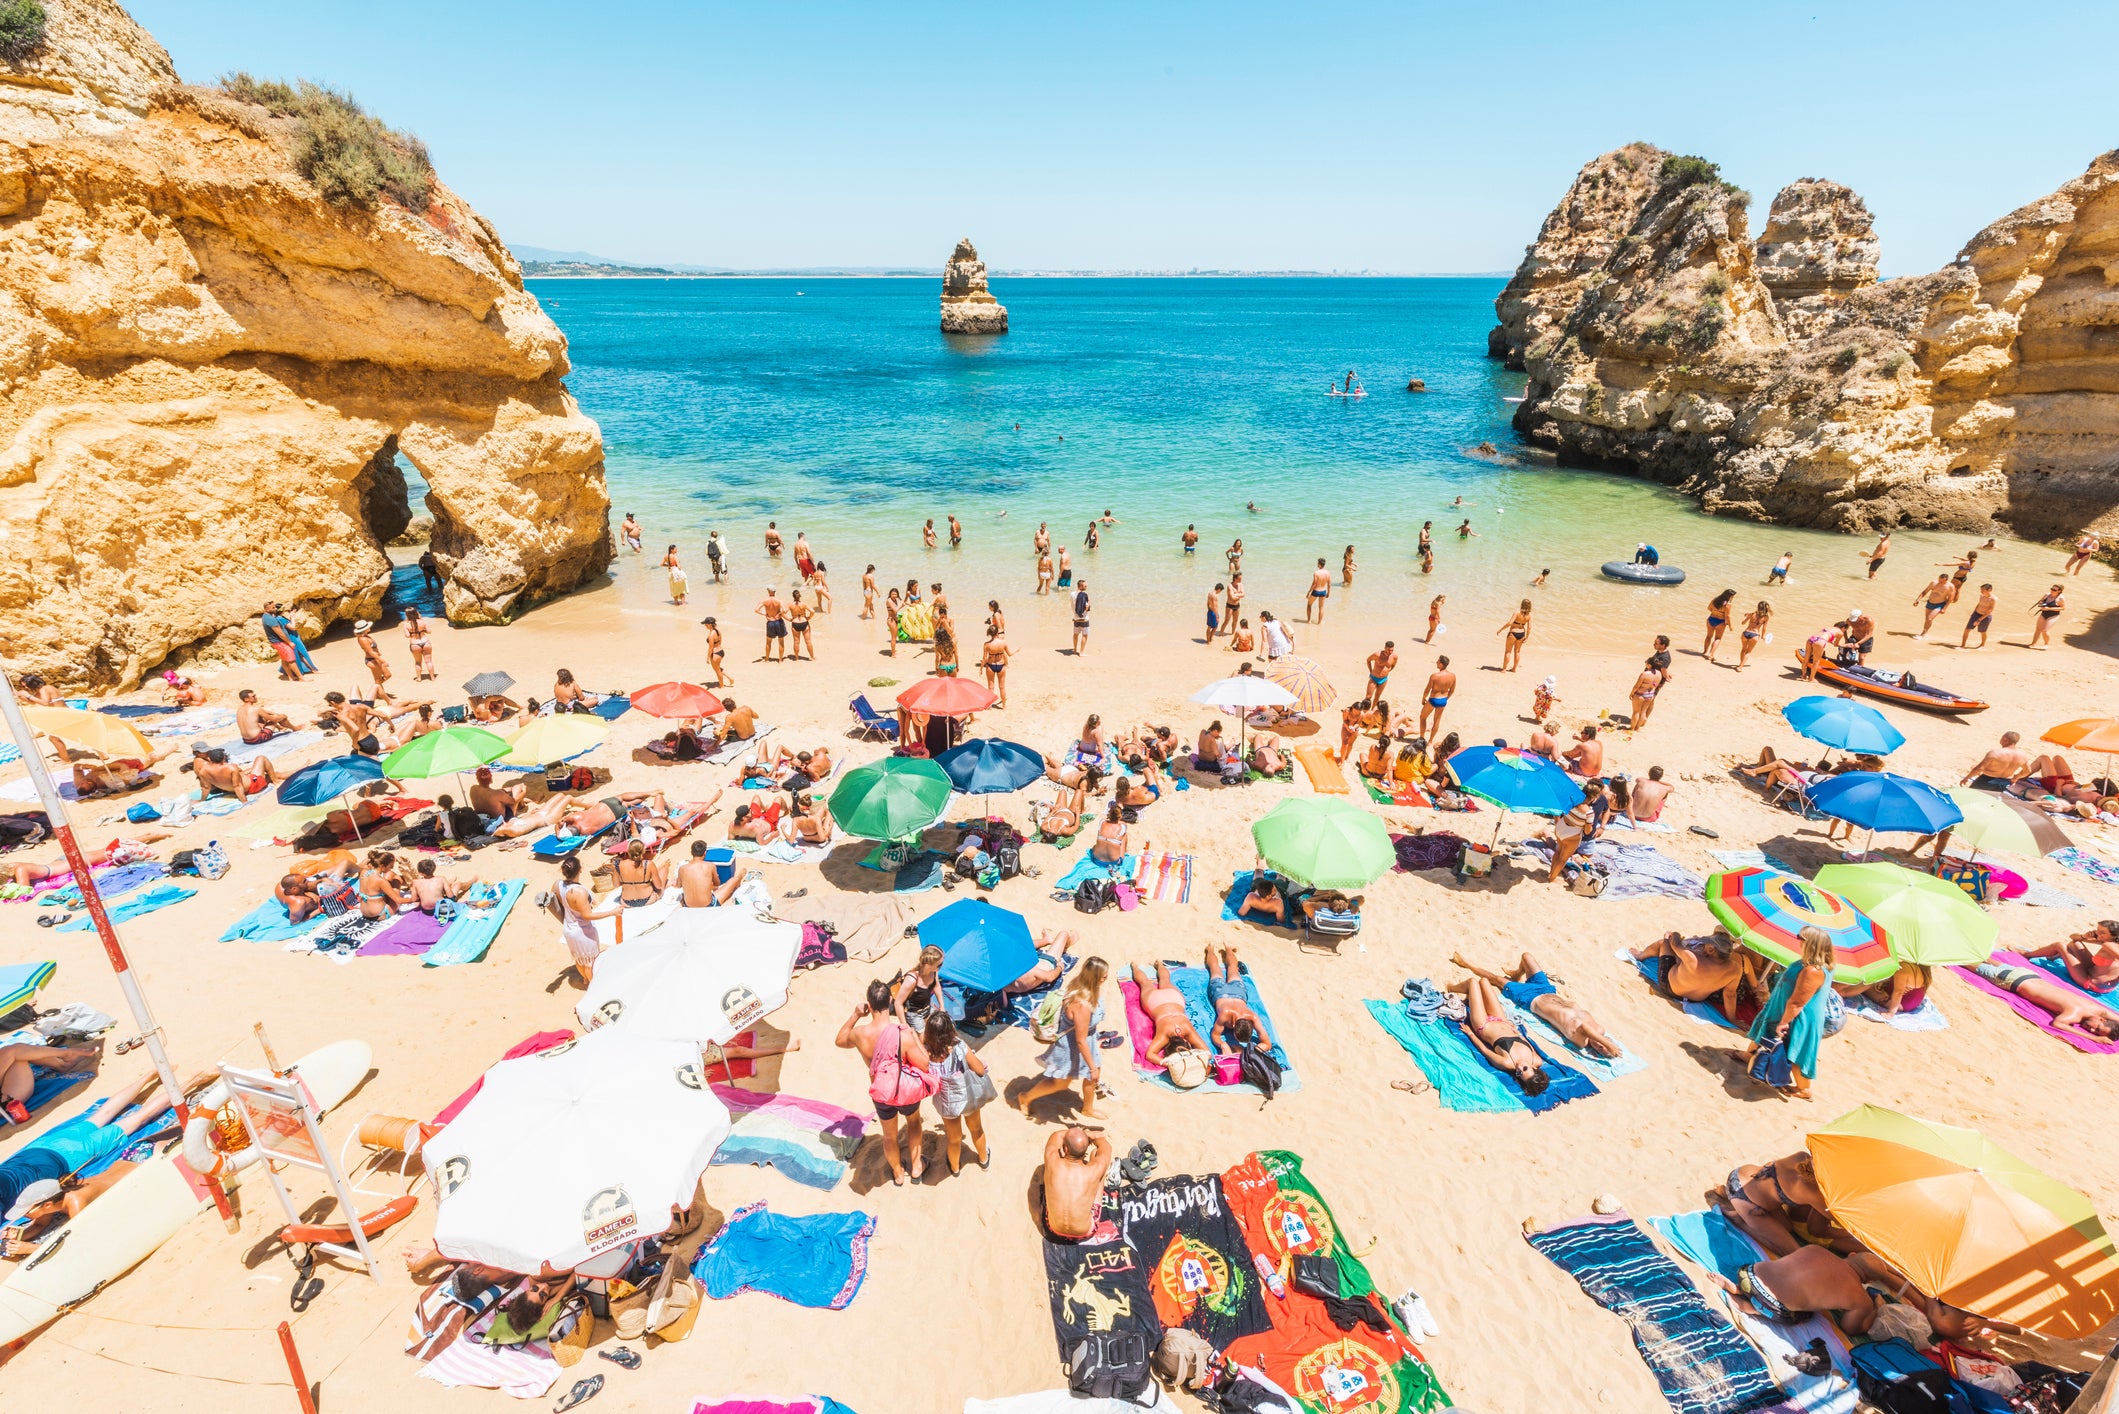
[1394,832,1468,872]
[358,910,450,957]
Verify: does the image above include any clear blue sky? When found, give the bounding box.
[131,0,2119,275]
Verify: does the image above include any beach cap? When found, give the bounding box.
[189,739,212,755]
[6,1177,60,1221]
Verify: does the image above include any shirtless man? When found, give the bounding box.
[1366,641,1398,699]
[1961,732,2030,791]
[274,870,329,923]
[1562,724,1603,777]
[1417,656,1455,739]
[2024,923,2119,994]
[1862,530,1890,579]
[1446,973,1550,1095]
[1,1065,208,1250]
[1914,575,1956,637]
[488,792,574,840]
[189,744,280,801]
[237,689,295,744]
[1041,1126,1114,1241]
[1627,765,1673,822]
[1974,962,2119,1042]
[1128,963,1211,1063]
[1960,583,1998,648]
[1452,952,1620,1059]
[1842,609,1877,665]
[468,767,524,822]
[756,587,789,663]
[1204,945,1265,1054]
[1631,932,1757,1019]
[674,840,743,908]
[559,791,667,840]
[1306,558,1331,623]
[1711,1245,1879,1333]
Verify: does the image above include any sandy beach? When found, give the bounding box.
[5,528,2118,1412]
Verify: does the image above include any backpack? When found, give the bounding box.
[570,766,595,792]
[995,841,1021,880]
[1853,1339,1972,1414]
[1238,1041,1283,1101]
[1074,877,1113,914]
[1064,1332,1155,1406]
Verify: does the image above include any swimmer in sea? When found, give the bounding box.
[1531,568,1550,586]
[1457,519,1477,539]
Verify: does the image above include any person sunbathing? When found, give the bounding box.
[1300,890,1364,928]
[2024,925,2119,994]
[353,849,411,919]
[1446,973,1550,1095]
[1358,736,1395,780]
[466,693,520,725]
[612,838,665,907]
[1006,932,1071,994]
[489,793,575,840]
[1717,1150,1850,1258]
[1129,963,1210,1062]
[727,799,783,843]
[559,790,667,839]
[70,744,175,797]
[1452,951,1618,1059]
[410,858,478,914]
[468,768,524,822]
[1,1041,99,1122]
[2,1064,209,1254]
[1630,931,1758,1019]
[1204,945,1265,1054]
[1041,1126,1113,1241]
[1710,1244,1879,1333]
[188,744,281,802]
[1234,871,1288,926]
[1247,736,1287,778]
[9,831,171,889]
[781,792,831,844]
[1115,772,1160,811]
[1033,775,1095,838]
[770,745,833,788]
[310,784,402,843]
[1861,961,1933,1015]
[1732,745,1822,794]
[1974,961,2119,1041]
[275,871,325,923]
[1090,802,1129,864]
[1849,1252,2021,1344]
[1196,721,1226,766]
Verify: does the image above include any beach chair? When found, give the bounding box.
[602,801,714,857]
[1767,771,1829,821]
[1295,891,1361,954]
[530,819,615,861]
[848,694,899,742]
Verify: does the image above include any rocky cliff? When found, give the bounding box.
[1493,145,2119,544]
[940,238,1007,334]
[0,0,610,690]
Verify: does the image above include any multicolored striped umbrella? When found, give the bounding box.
[1704,867,1896,986]
[0,961,55,1017]
[1264,656,1336,714]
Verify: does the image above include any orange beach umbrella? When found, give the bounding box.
[1808,1105,2119,1336]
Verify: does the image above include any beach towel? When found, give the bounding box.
[1393,831,1467,872]
[1119,964,1297,1096]
[219,896,323,943]
[40,861,166,908]
[1650,1209,1857,1414]
[188,793,248,818]
[0,742,16,767]
[1056,851,1136,894]
[416,1317,559,1399]
[0,1068,91,1127]
[1505,999,1649,1082]
[529,819,613,860]
[357,908,451,957]
[1847,996,1949,1032]
[695,1402,862,1414]
[53,881,194,932]
[1622,949,1747,1032]
[1438,1016,1596,1113]
[1366,779,1434,808]
[589,694,632,722]
[287,911,392,962]
[1363,997,1518,1113]
[201,728,327,763]
[1709,848,1805,876]
[141,706,237,738]
[1951,948,2119,1055]
[705,725,777,765]
[709,1085,870,1191]
[851,846,946,892]
[1117,1172,1274,1349]
[1525,1212,1783,1414]
[2012,878,2087,909]
[691,1200,875,1310]
[733,832,835,864]
[97,704,178,719]
[1291,745,1350,794]
[948,951,1075,1036]
[422,879,526,967]
[1607,815,1678,833]
[2053,846,2119,888]
[1522,838,1705,900]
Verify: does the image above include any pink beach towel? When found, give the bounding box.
[1117,978,1165,1075]
[1952,950,2119,1056]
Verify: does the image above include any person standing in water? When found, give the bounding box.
[1913,573,1955,637]
[1703,589,1737,662]
[1342,544,1357,586]
[1496,600,1532,672]
[948,514,963,547]
[861,565,878,619]
[707,529,729,582]
[1182,525,1199,554]
[1034,521,1050,554]
[764,521,783,556]
[662,545,688,606]
[923,518,938,549]
[1306,558,1332,623]
[1737,600,1772,670]
[1036,546,1055,594]
[2030,583,2065,648]
[1056,545,1073,588]
[620,513,642,552]
[1863,530,1890,579]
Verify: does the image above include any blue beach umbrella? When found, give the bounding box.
[1447,745,1586,817]
[1782,696,1906,757]
[920,898,1037,993]
[276,753,385,807]
[1807,772,1963,843]
[934,738,1045,795]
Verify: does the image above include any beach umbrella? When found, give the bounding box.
[1264,656,1337,714]
[20,706,152,761]
[461,670,515,698]
[631,681,724,719]
[1250,797,1394,889]
[1782,696,1905,757]
[1189,674,1298,754]
[1813,861,1997,967]
[424,1028,731,1274]
[1704,867,1897,986]
[1808,1105,2119,1337]
[0,961,55,1017]
[934,738,1044,795]
[896,676,996,718]
[1807,771,1963,855]
[827,757,953,841]
[380,726,509,781]
[2041,718,2119,783]
[920,898,1037,993]
[1943,788,2073,861]
[502,714,609,768]
[575,907,801,1045]
[276,753,384,806]
[1445,744,1588,852]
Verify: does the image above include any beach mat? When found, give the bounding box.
[358,908,451,958]
[220,896,322,943]
[1521,838,1705,900]
[1524,1211,1783,1414]
[54,882,194,932]
[1292,745,1350,794]
[1219,870,1297,928]
[588,695,632,722]
[1118,964,1297,1096]
[1363,997,1518,1113]
[529,819,613,860]
[710,1085,871,1191]
[422,880,527,967]
[1650,1209,1857,1414]
[1951,949,2119,1055]
[2051,846,2119,889]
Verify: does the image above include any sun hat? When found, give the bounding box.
[1164,1049,1210,1090]
[354,619,373,633]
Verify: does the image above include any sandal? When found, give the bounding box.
[1391,1078,1431,1096]
[1688,825,1720,838]
[977,1144,991,1171]
[597,1347,641,1370]
[1096,1029,1124,1049]
[554,1376,603,1411]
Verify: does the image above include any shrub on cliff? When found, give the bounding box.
[0,0,47,62]
[217,73,433,213]
[1660,154,1721,189]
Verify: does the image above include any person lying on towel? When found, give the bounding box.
[1205,945,1266,1054]
[1446,973,1550,1096]
[1453,951,1617,1058]
[1973,962,2119,1043]
[1630,931,1761,1020]
[2,1062,208,1258]
[1710,1245,1885,1333]
[1129,963,1210,1063]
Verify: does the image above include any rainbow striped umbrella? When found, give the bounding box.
[1264,656,1337,714]
[1704,867,1896,986]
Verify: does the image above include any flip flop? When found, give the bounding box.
[597,1347,641,1370]
[1390,1079,1430,1096]
[1688,825,1721,838]
[1096,1029,1124,1049]
[554,1376,603,1411]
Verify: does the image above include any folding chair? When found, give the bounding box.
[848,694,899,742]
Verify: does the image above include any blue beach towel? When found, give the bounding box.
[0,1069,91,1128]
[588,695,632,722]
[42,862,167,908]
[1438,1018,1597,1113]
[97,704,179,719]
[1363,998,1518,1113]
[219,897,321,944]
[529,820,613,860]
[948,951,1076,1036]
[54,882,195,932]
[1504,999,1650,1082]
[1525,1213,1783,1414]
[0,742,16,767]
[691,1200,875,1310]
[1220,870,1296,926]
[1055,851,1137,893]
[422,879,527,967]
[1136,962,1297,1096]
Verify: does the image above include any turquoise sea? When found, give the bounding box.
[527,277,2054,646]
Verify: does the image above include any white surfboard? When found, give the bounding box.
[0,1039,372,1348]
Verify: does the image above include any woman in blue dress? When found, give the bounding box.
[1743,925,1834,1100]
[1016,958,1108,1121]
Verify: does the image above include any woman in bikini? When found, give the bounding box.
[1090,801,1129,865]
[892,945,946,1027]
[355,849,410,920]
[810,563,832,613]
[861,565,878,618]
[1628,657,1663,729]
[1426,594,1444,645]
[1338,698,1369,763]
[354,620,393,702]
[1128,962,1210,1062]
[1736,600,1771,671]
[1447,973,1550,1095]
[2030,583,2065,647]
[1224,570,1245,624]
[1701,589,1737,662]
[1719,1150,1851,1257]
[1496,599,1532,672]
[1341,544,1357,586]
[612,838,665,908]
[1036,771,1096,839]
[785,591,815,661]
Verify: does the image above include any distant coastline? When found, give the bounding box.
[522,261,1510,279]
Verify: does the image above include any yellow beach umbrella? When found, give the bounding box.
[1809,1105,2119,1336]
[1264,656,1337,714]
[503,714,609,767]
[22,705,153,761]
[1943,788,2072,860]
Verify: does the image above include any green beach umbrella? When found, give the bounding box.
[1813,861,1998,967]
[381,726,510,781]
[827,757,953,841]
[1249,797,1394,890]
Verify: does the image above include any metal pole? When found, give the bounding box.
[0,659,234,1226]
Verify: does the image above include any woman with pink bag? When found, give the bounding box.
[836,979,937,1185]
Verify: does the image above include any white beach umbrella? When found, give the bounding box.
[423,1028,730,1273]
[1190,675,1299,754]
[576,907,803,1045]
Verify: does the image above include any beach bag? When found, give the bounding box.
[1165,1049,1210,1090]
[1935,858,1993,905]
[1456,843,1494,878]
[1748,1039,1795,1089]
[1238,1041,1283,1101]
[961,1062,999,1112]
[1065,1332,1156,1406]
[125,801,161,823]
[1565,859,1608,897]
[1212,1053,1243,1086]
[570,766,595,792]
[996,840,1021,880]
[194,842,229,880]
[866,1023,938,1108]
[1030,990,1065,1044]
[1853,1339,1968,1414]
[1074,877,1113,914]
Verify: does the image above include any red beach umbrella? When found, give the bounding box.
[896,677,997,718]
[631,682,725,719]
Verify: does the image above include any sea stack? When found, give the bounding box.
[940,238,1008,334]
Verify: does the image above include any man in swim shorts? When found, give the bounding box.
[1451,951,1620,1058]
[1960,732,2030,792]
[558,790,667,840]
[1367,640,1397,697]
[1128,963,1210,1064]
[237,689,295,745]
[1715,1246,1881,1333]
[1306,558,1331,623]
[1960,583,1997,648]
[756,587,788,662]
[1206,583,1223,639]
[1417,655,1455,739]
[1973,962,2119,1042]
[1203,945,1264,1054]
[1,1064,195,1241]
